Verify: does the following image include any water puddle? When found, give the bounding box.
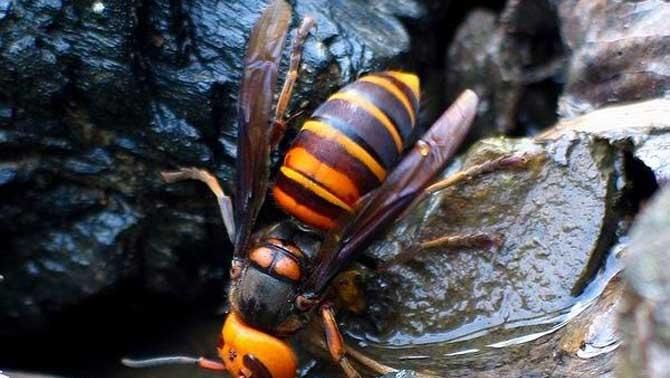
[346,240,626,372]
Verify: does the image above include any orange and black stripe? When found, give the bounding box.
[273,71,420,230]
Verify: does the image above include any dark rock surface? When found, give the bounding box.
[0,0,423,335]
[445,0,564,141]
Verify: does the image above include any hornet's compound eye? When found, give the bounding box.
[218,312,298,378]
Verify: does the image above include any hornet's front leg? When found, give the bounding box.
[161,168,236,244]
[271,16,315,147]
[320,304,362,378]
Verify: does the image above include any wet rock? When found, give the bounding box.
[147,101,213,164]
[342,133,621,374]
[566,297,627,365]
[1,195,139,332]
[445,0,564,140]
[1,372,67,378]
[140,207,228,298]
[0,0,143,122]
[0,0,420,335]
[542,99,670,186]
[380,371,419,378]
[558,0,670,117]
[619,186,670,378]
[147,0,425,152]
[322,249,624,378]
[0,0,11,21]
[442,275,623,378]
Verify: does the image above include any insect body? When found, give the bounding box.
[274,72,420,230]
[123,1,485,377]
[232,71,421,342]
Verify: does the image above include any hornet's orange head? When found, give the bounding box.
[218,311,298,378]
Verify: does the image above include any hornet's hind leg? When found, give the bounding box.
[378,233,502,272]
[380,154,531,271]
[420,154,529,206]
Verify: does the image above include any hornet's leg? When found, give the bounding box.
[378,233,501,271]
[382,154,531,271]
[161,168,236,244]
[424,154,529,195]
[320,304,362,378]
[271,16,316,147]
[122,356,226,371]
[399,154,530,220]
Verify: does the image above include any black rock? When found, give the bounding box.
[0,0,421,335]
[445,0,564,140]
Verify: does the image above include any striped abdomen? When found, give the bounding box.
[273,71,420,230]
